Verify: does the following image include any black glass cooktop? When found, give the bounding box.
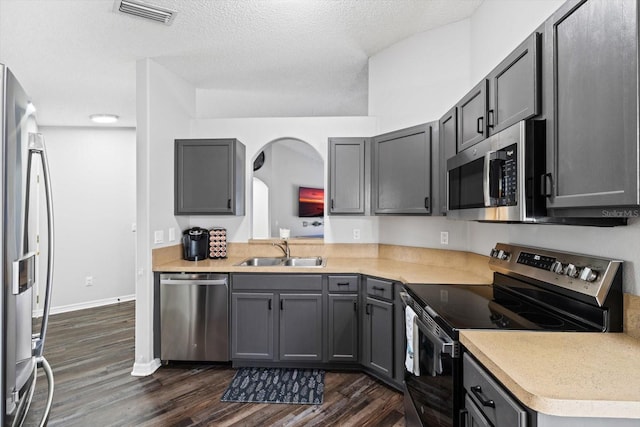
[404,283,594,337]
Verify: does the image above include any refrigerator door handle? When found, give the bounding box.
[28,133,55,358]
[11,252,36,295]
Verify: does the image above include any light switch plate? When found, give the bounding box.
[154,230,164,244]
[440,231,449,245]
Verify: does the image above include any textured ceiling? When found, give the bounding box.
[0,0,482,127]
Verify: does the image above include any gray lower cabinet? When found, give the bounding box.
[543,0,640,215]
[279,293,323,361]
[327,293,359,362]
[231,292,274,360]
[362,296,393,376]
[230,274,323,362]
[174,138,245,215]
[328,137,369,215]
[372,123,432,215]
[361,277,395,379]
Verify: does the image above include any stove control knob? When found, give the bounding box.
[490,248,499,258]
[497,250,510,260]
[579,267,598,282]
[565,263,579,278]
[550,261,565,274]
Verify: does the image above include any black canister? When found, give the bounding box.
[182,227,210,261]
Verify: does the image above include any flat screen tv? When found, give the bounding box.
[298,187,324,217]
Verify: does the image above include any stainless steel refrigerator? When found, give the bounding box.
[1,64,55,426]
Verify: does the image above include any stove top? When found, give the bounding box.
[403,283,594,338]
[402,243,624,338]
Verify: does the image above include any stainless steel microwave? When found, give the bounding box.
[447,120,547,222]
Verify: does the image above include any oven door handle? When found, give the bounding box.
[415,317,456,358]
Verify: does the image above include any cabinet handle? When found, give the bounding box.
[372,286,385,292]
[227,199,232,209]
[471,385,495,408]
[541,173,553,197]
[459,409,468,427]
[365,303,371,315]
[424,197,430,211]
[331,199,335,209]
[487,109,495,128]
[476,116,484,135]
[337,282,350,286]
[280,299,284,311]
[268,299,272,310]
[354,301,358,312]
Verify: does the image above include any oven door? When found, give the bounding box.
[405,316,462,427]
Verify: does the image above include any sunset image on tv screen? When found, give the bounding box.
[299,187,324,217]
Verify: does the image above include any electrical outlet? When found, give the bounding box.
[154,230,164,244]
[440,231,449,245]
[353,228,361,240]
[168,227,176,242]
[85,276,93,286]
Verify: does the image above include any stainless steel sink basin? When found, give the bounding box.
[235,256,326,268]
[282,257,325,267]
[236,257,285,266]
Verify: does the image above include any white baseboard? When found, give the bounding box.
[32,294,136,318]
[131,358,161,377]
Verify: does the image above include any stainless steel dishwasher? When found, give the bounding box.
[160,273,229,362]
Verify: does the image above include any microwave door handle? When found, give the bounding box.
[483,152,491,207]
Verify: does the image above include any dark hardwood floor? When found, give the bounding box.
[25,301,405,426]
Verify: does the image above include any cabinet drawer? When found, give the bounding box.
[232,274,322,291]
[366,277,394,301]
[463,353,527,427]
[328,275,359,292]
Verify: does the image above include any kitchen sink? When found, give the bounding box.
[236,257,285,266]
[235,256,326,268]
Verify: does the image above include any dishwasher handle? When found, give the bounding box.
[160,279,227,286]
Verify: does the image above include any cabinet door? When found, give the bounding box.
[362,297,393,377]
[279,293,323,361]
[457,80,488,152]
[327,294,358,362]
[464,396,492,427]
[439,106,457,215]
[544,0,639,212]
[175,139,245,215]
[231,292,274,360]
[488,32,540,136]
[372,124,432,214]
[328,138,368,215]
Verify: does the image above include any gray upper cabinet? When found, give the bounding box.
[372,123,432,215]
[487,32,541,136]
[457,80,488,152]
[439,106,457,214]
[328,138,368,215]
[175,138,245,215]
[456,31,541,152]
[543,0,640,214]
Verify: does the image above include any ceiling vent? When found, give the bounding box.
[114,0,177,25]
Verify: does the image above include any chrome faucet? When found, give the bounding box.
[273,240,290,258]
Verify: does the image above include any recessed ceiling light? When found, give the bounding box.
[90,114,119,124]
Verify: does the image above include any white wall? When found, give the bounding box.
[134,58,196,375]
[189,116,379,243]
[369,19,472,135]
[41,126,136,311]
[469,0,564,82]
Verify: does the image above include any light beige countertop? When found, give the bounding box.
[153,256,491,285]
[152,242,494,284]
[460,330,640,419]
